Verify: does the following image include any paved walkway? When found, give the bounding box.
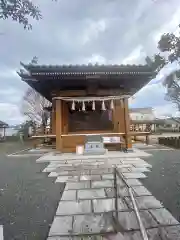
[35,146,180,240]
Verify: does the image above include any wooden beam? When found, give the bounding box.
[52,99,56,134]
[52,89,128,97]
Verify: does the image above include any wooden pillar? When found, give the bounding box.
[113,100,125,133]
[112,100,126,149]
[52,100,56,134]
[62,101,69,134]
[56,99,63,151]
[123,98,132,149]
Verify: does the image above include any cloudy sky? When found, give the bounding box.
[1,0,180,125]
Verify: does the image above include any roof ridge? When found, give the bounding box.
[20,62,151,68]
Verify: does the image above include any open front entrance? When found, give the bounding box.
[53,96,132,152]
[68,101,113,132]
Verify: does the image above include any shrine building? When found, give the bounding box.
[18,63,154,153]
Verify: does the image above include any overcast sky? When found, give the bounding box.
[0,0,180,125]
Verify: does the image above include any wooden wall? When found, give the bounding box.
[54,96,132,152]
[62,134,122,152]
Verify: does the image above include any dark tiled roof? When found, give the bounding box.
[19,62,153,75]
[18,62,154,101]
[0,121,8,127]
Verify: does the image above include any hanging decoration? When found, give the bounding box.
[101,100,106,111]
[92,101,95,110]
[53,95,130,111]
[82,101,85,111]
[71,100,75,110]
[110,99,114,109]
[120,99,124,106]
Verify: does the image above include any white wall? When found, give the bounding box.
[130,112,155,121]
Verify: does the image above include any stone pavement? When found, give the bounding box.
[35,147,180,240]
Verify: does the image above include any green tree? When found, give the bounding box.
[147,25,180,110]
[0,0,57,29]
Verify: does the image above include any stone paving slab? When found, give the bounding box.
[78,189,106,199]
[125,196,163,210]
[61,190,77,201]
[126,179,142,186]
[56,200,91,215]
[48,172,59,177]
[116,228,163,240]
[73,213,115,235]
[93,198,128,213]
[132,185,152,196]
[117,185,129,197]
[150,208,179,226]
[118,210,158,231]
[48,214,115,237]
[43,167,57,173]
[122,172,147,179]
[132,163,152,168]
[48,167,149,179]
[65,181,91,190]
[160,225,180,240]
[80,175,101,181]
[64,181,116,191]
[116,164,133,169]
[104,188,115,198]
[47,225,180,240]
[129,167,150,172]
[48,216,73,236]
[47,237,96,240]
[37,149,151,163]
[102,174,114,180]
[56,176,79,183]
[91,169,113,175]
[92,180,114,188]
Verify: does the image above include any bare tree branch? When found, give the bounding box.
[21,87,51,125]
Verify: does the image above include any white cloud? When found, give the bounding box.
[82,19,107,45]
[154,104,179,118]
[0,103,25,125]
[1,0,180,123]
[122,45,145,65]
[131,83,166,107]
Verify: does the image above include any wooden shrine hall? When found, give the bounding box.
[18,63,154,153]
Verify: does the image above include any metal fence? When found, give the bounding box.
[113,168,149,240]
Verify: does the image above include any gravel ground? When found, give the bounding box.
[0,142,64,240]
[141,149,180,222]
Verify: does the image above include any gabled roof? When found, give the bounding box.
[0,121,8,127]
[18,62,154,101]
[19,62,153,75]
